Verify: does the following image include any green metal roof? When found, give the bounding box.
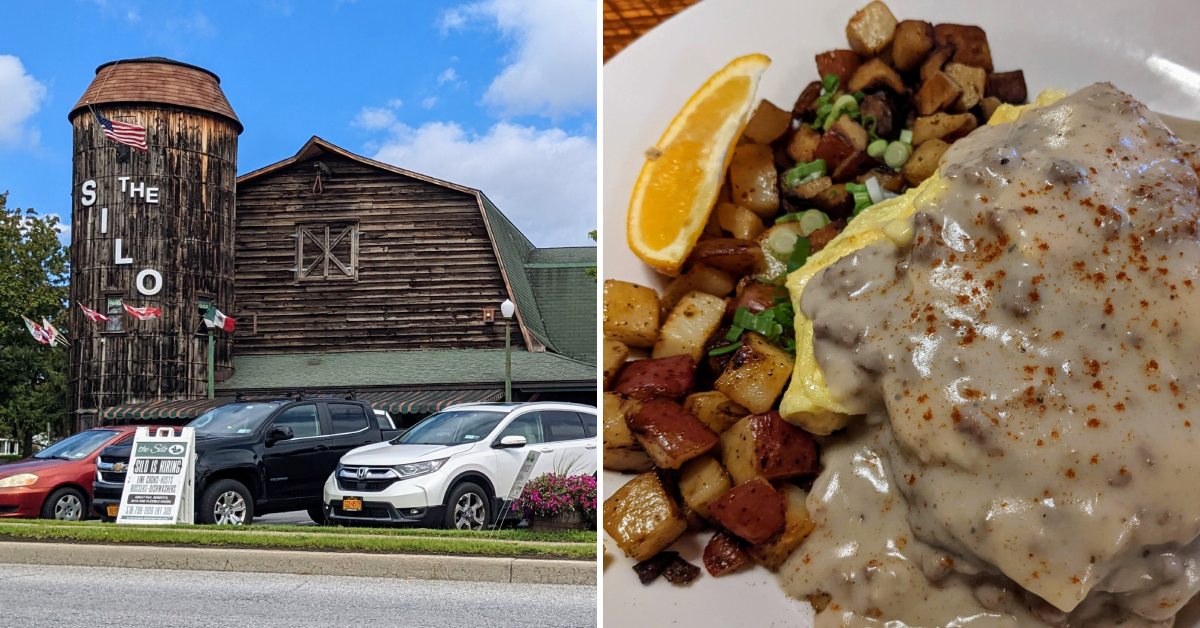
[525,249,596,362]
[217,348,595,391]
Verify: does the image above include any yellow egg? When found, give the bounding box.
[779,89,1067,435]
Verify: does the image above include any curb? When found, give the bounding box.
[0,541,596,585]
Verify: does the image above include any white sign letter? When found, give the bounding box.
[136,269,163,296]
[118,176,131,193]
[146,187,159,204]
[100,208,108,234]
[114,238,133,265]
[81,180,97,207]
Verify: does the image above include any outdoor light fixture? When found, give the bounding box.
[500,299,515,402]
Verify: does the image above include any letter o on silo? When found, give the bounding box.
[136,269,163,296]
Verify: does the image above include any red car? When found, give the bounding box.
[0,426,140,520]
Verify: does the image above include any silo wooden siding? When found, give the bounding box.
[234,154,519,354]
[68,104,238,427]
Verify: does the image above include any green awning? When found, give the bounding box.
[101,398,231,421]
[356,389,503,415]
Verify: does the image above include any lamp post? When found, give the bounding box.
[500,299,515,402]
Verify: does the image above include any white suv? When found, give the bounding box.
[322,402,597,529]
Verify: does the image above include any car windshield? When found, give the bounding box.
[32,430,121,460]
[187,402,283,436]
[394,410,505,446]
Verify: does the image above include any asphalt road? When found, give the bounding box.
[0,563,597,628]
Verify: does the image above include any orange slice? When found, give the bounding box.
[627,53,771,276]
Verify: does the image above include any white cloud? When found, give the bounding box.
[0,55,46,148]
[421,96,438,110]
[353,106,397,130]
[371,121,595,246]
[387,98,404,109]
[437,67,459,86]
[441,0,596,119]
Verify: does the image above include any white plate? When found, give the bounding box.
[602,0,1200,625]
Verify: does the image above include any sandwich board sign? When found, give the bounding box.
[116,427,196,525]
[507,450,542,500]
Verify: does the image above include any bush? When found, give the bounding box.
[0,455,22,465]
[514,473,597,520]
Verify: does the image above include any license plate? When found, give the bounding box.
[342,497,363,512]
[106,504,119,517]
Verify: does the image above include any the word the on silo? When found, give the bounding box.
[68,58,241,430]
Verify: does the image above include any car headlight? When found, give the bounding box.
[0,473,38,488]
[393,458,448,479]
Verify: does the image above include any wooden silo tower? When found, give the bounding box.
[67,58,242,429]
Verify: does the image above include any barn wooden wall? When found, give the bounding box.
[69,106,238,427]
[234,155,520,354]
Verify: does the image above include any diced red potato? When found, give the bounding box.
[603,472,688,561]
[684,391,749,435]
[661,264,735,312]
[786,126,823,164]
[748,484,818,570]
[706,477,786,545]
[791,81,823,117]
[912,112,978,146]
[685,239,764,276]
[807,221,845,253]
[786,174,832,201]
[831,150,876,183]
[979,95,1003,122]
[603,279,660,348]
[678,455,733,517]
[743,100,792,144]
[614,354,696,400]
[847,58,906,94]
[933,23,993,72]
[703,530,752,577]
[714,332,796,414]
[720,411,821,485]
[814,49,862,85]
[858,91,896,138]
[728,144,780,215]
[845,1,898,56]
[943,62,986,111]
[914,71,962,116]
[653,291,727,362]
[986,70,1028,104]
[892,19,934,71]
[919,44,956,83]
[627,398,720,469]
[715,203,765,241]
[603,393,653,473]
[726,280,778,319]
[603,339,630,389]
[813,126,857,173]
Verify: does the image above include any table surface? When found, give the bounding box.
[603,0,699,61]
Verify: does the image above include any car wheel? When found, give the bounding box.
[200,479,254,525]
[307,503,328,525]
[41,488,86,521]
[444,482,490,531]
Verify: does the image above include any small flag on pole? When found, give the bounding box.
[123,303,162,321]
[79,302,110,323]
[203,305,236,332]
[92,106,148,152]
[42,317,67,347]
[21,316,51,345]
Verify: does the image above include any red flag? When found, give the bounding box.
[21,316,50,345]
[123,303,162,321]
[79,302,110,323]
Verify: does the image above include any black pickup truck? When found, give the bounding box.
[93,398,401,524]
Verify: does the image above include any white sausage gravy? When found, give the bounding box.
[784,83,1200,626]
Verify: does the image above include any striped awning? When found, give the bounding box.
[101,398,231,421]
[356,389,503,415]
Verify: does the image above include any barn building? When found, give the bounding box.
[68,58,595,430]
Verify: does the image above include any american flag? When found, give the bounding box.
[93,108,148,152]
[123,303,162,321]
[79,302,110,323]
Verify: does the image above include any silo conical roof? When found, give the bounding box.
[70,57,241,133]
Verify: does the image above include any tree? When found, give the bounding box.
[0,192,69,457]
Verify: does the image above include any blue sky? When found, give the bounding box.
[0,0,597,246]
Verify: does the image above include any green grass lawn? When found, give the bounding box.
[0,519,597,560]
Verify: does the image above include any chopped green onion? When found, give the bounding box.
[899,129,914,145]
[775,212,802,224]
[786,237,812,273]
[867,138,888,159]
[832,94,858,114]
[821,73,839,94]
[798,209,831,236]
[862,115,878,140]
[884,141,913,170]
[766,227,800,259]
[708,342,742,357]
[852,90,865,102]
[782,160,826,188]
[725,325,745,342]
[846,182,872,213]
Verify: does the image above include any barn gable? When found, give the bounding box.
[233,136,549,356]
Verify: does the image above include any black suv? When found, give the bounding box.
[93,398,401,524]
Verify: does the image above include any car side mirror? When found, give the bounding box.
[267,425,294,445]
[494,435,526,449]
